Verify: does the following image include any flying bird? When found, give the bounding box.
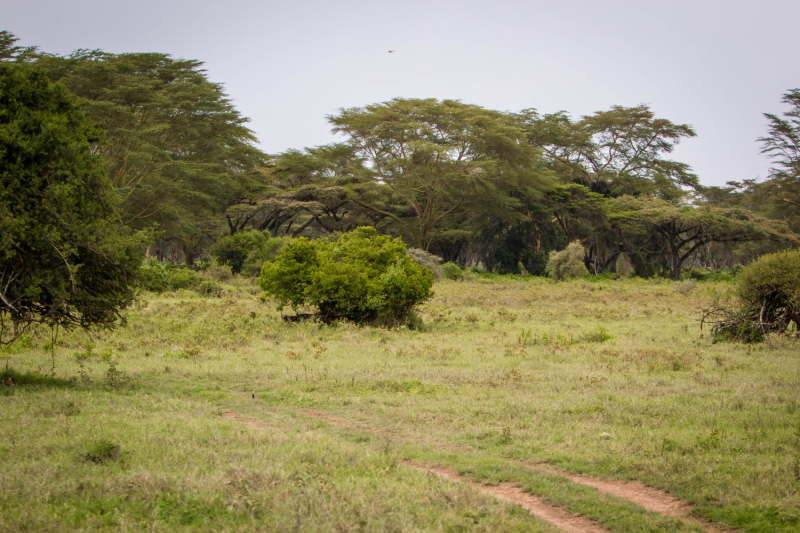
[388,50,395,53]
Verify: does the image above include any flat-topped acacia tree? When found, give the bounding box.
[0,64,148,347]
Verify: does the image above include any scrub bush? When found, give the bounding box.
[701,249,800,342]
[440,262,464,281]
[260,227,433,326]
[546,241,588,281]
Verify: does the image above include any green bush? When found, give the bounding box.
[138,260,199,292]
[260,227,434,326]
[546,241,588,281]
[210,232,286,276]
[196,280,222,297]
[737,250,800,330]
[440,262,464,281]
[702,249,800,342]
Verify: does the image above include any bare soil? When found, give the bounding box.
[405,460,609,533]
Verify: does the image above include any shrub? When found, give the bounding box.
[210,232,286,276]
[701,249,800,342]
[196,280,222,297]
[260,227,434,326]
[440,262,464,281]
[406,248,443,279]
[546,241,588,281]
[138,260,199,292]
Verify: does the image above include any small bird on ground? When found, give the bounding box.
[251,394,255,400]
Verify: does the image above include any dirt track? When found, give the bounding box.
[227,409,736,533]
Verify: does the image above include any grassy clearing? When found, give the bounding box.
[1,275,799,531]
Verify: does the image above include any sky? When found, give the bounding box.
[5,0,800,187]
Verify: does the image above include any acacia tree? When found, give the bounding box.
[33,49,266,246]
[0,64,148,346]
[520,105,699,202]
[756,89,800,230]
[611,198,796,280]
[329,98,549,250]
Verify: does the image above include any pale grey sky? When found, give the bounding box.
[5,0,799,187]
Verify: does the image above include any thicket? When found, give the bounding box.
[260,227,433,326]
[702,249,800,342]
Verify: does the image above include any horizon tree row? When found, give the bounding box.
[3,30,798,279]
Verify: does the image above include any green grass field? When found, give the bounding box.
[2,275,799,532]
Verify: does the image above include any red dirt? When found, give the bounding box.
[405,461,609,533]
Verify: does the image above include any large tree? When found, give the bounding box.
[32,49,266,249]
[611,197,796,280]
[756,89,800,229]
[329,98,550,250]
[519,105,698,202]
[0,64,148,345]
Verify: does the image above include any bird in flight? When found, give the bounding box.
[388,50,395,53]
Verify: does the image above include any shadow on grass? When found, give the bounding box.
[1,367,75,393]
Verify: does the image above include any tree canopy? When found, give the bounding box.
[0,63,148,345]
[329,98,552,250]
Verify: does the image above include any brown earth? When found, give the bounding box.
[405,460,609,533]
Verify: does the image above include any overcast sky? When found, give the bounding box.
[5,0,799,187]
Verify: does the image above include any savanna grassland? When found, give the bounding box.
[1,275,799,532]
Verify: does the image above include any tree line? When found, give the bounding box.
[3,30,799,284]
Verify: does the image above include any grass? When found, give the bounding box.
[1,276,799,531]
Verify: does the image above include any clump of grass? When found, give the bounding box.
[80,438,120,464]
[581,326,612,343]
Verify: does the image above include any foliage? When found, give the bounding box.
[0,31,37,62]
[440,262,464,281]
[80,438,120,464]
[757,89,800,229]
[546,241,588,281]
[329,98,551,250]
[520,104,698,201]
[32,48,266,263]
[0,64,149,346]
[702,249,800,342]
[138,260,199,293]
[210,231,285,276]
[260,227,433,325]
[406,248,443,279]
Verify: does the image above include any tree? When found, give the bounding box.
[756,89,800,229]
[610,197,796,280]
[0,64,148,346]
[520,105,698,202]
[33,49,266,243]
[0,31,37,62]
[328,98,549,250]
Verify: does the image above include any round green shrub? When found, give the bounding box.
[259,227,433,326]
[736,249,800,328]
[440,262,464,281]
[546,241,588,281]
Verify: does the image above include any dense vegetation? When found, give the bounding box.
[2,30,798,288]
[0,64,147,346]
